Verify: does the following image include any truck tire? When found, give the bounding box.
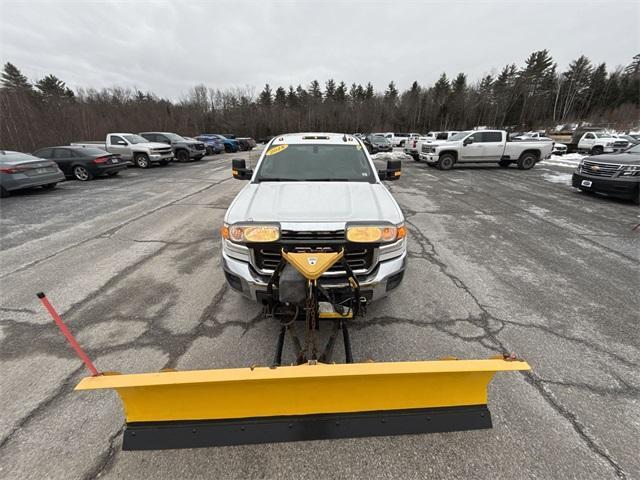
[437,153,455,170]
[412,154,420,162]
[517,153,536,170]
[591,146,603,155]
[498,160,511,168]
[399,140,405,147]
[134,153,150,168]
[73,165,93,181]
[176,150,190,163]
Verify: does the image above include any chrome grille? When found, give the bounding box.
[195,143,205,151]
[581,160,621,177]
[250,229,376,275]
[253,247,373,273]
[421,144,435,153]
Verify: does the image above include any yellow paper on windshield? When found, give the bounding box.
[266,144,288,156]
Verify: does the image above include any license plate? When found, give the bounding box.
[111,158,119,163]
[581,180,592,187]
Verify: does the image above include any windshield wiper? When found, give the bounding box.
[305,178,351,182]
[257,177,301,182]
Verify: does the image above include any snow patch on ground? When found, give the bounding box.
[542,172,573,185]
[539,152,583,169]
[371,150,412,161]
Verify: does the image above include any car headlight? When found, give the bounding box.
[619,165,640,176]
[346,224,407,243]
[222,224,280,243]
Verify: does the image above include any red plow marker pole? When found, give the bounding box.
[36,292,100,377]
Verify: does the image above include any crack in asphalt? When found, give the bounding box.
[0,177,232,280]
[398,190,629,479]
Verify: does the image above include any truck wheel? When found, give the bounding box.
[134,153,150,168]
[437,154,455,170]
[498,160,511,168]
[412,154,420,162]
[73,165,92,181]
[517,153,536,170]
[591,146,603,155]
[399,140,405,147]
[176,150,190,162]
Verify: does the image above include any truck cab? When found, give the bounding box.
[577,132,631,155]
[140,132,206,162]
[221,133,406,304]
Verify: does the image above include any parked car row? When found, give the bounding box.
[0,131,257,196]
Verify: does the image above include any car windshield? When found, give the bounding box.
[626,144,640,154]
[123,134,149,144]
[255,144,374,183]
[73,147,108,155]
[165,133,185,142]
[448,131,472,141]
[1,152,39,163]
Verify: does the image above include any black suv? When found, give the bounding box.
[139,132,206,162]
[363,135,393,154]
[572,144,640,204]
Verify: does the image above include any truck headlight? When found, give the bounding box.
[346,224,407,243]
[222,224,280,243]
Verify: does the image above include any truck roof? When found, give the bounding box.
[270,133,359,145]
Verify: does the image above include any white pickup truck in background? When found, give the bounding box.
[72,133,174,168]
[405,131,458,160]
[576,132,631,155]
[419,130,553,170]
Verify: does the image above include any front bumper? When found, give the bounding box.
[420,153,438,163]
[223,249,407,303]
[572,171,639,199]
[149,153,174,163]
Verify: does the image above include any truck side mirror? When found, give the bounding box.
[379,159,401,181]
[232,159,253,180]
[463,137,474,146]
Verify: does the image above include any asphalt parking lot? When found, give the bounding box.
[0,148,638,480]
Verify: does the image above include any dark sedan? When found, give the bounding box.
[33,146,131,181]
[0,150,65,197]
[572,144,640,204]
[363,135,393,154]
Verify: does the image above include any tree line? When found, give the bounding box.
[1,50,638,152]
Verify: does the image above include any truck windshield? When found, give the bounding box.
[123,134,149,144]
[448,131,472,141]
[255,144,374,183]
[165,133,185,142]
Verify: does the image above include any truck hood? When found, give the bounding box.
[225,182,404,225]
[139,142,171,149]
[587,152,640,165]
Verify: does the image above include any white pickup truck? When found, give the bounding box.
[419,130,553,170]
[576,132,631,155]
[405,131,458,161]
[72,133,174,168]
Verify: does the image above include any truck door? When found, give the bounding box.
[579,133,595,150]
[109,135,130,159]
[480,131,505,161]
[459,132,484,161]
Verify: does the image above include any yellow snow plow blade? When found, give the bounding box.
[76,358,529,450]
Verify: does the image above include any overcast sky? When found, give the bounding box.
[0,0,638,99]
